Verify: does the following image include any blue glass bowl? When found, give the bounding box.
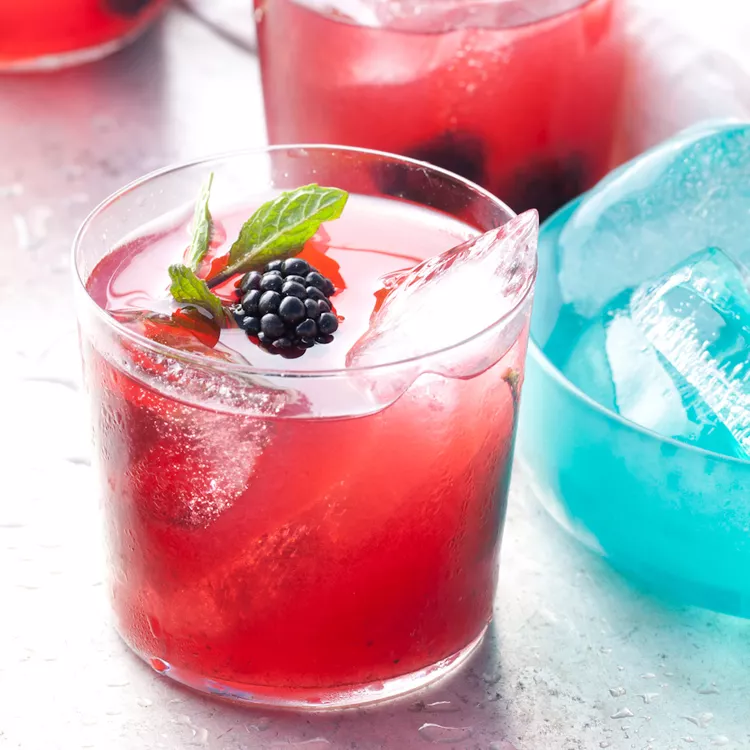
[517,198,750,618]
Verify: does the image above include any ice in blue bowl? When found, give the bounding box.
[517,121,750,616]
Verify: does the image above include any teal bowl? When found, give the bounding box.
[517,199,750,618]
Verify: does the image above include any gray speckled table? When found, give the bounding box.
[1,3,750,749]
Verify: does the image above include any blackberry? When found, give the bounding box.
[235,259,338,351]
[407,132,486,188]
[509,155,586,220]
[376,132,487,214]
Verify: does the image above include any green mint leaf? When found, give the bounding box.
[224,184,347,278]
[168,264,225,323]
[185,172,214,272]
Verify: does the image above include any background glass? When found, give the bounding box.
[255,0,627,219]
[0,0,169,71]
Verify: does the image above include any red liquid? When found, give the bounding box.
[0,0,167,67]
[82,194,527,700]
[256,0,626,218]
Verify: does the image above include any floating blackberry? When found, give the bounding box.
[234,260,338,350]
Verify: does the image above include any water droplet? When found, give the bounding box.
[66,455,91,466]
[600,742,612,748]
[609,687,627,697]
[418,723,474,743]
[423,701,460,713]
[641,673,657,679]
[636,693,659,704]
[191,727,209,745]
[137,698,153,708]
[611,708,635,719]
[148,616,162,639]
[150,657,171,673]
[682,737,695,743]
[684,712,714,728]
[173,714,209,745]
[246,717,272,732]
[107,679,130,688]
[698,683,720,695]
[711,736,730,746]
[600,647,613,654]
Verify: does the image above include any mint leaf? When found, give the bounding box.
[208,184,347,286]
[230,184,348,264]
[168,264,225,323]
[185,172,214,272]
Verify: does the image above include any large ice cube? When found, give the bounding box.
[629,247,750,457]
[557,122,750,318]
[564,304,692,439]
[347,210,537,371]
[563,247,750,459]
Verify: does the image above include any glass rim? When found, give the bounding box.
[72,144,537,379]
[287,0,598,32]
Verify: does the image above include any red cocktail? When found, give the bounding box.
[256,0,626,218]
[74,147,536,707]
[0,0,167,70]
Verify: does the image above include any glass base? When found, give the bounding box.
[135,627,487,710]
[0,17,156,72]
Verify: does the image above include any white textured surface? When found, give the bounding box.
[1,2,750,748]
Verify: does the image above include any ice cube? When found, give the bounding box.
[105,309,310,417]
[563,247,750,458]
[629,247,750,457]
[127,414,269,529]
[563,298,693,439]
[557,121,750,318]
[347,211,537,373]
[606,314,694,439]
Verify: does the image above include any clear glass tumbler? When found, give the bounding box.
[73,146,537,708]
[255,0,627,219]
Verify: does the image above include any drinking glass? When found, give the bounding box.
[0,0,168,71]
[255,0,626,218]
[73,145,537,707]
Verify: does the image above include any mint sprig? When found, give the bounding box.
[185,172,214,272]
[168,264,225,323]
[207,184,347,287]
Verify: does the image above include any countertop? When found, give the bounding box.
[1,2,750,748]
